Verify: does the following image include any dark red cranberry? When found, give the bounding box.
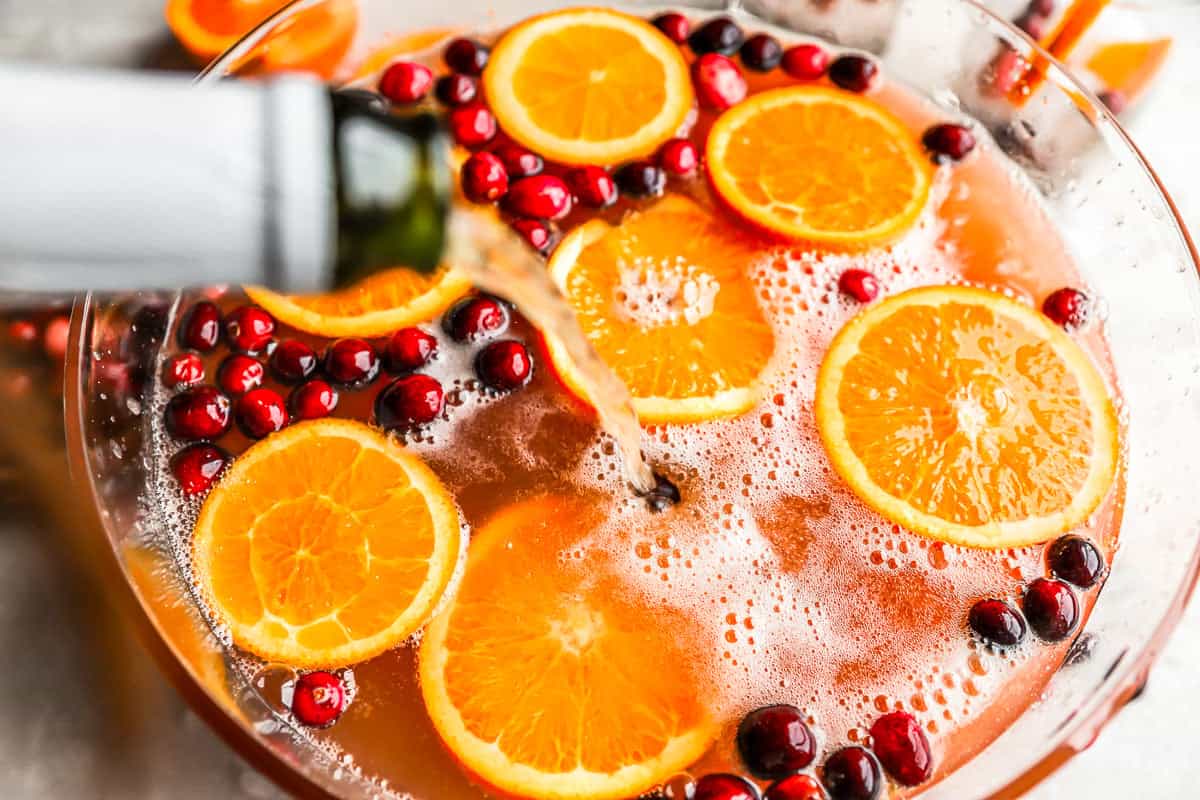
[225,306,275,353]
[218,354,265,396]
[822,747,881,800]
[566,166,618,208]
[693,53,748,110]
[693,773,758,800]
[741,33,783,72]
[447,296,509,342]
[829,55,879,93]
[448,102,498,149]
[968,598,1028,648]
[1015,11,1049,40]
[615,161,666,197]
[376,374,445,429]
[461,151,509,203]
[180,301,222,352]
[1099,90,1128,115]
[652,12,690,44]
[1042,287,1090,331]
[434,73,478,106]
[869,711,932,787]
[476,340,533,391]
[922,123,977,163]
[7,319,38,346]
[378,61,434,104]
[504,175,573,220]
[658,138,699,177]
[289,379,339,421]
[237,388,288,439]
[43,316,69,360]
[270,340,318,383]
[1023,578,1080,642]
[444,37,489,75]
[512,218,553,254]
[838,269,879,303]
[324,338,380,385]
[644,472,682,513]
[165,353,205,389]
[737,704,817,778]
[493,143,544,178]
[170,443,228,495]
[388,327,438,372]
[782,43,830,80]
[290,671,347,728]
[165,387,232,441]
[689,17,744,56]
[765,775,825,800]
[1048,535,1105,588]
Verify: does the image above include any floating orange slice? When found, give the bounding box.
[245,267,470,338]
[1085,38,1172,99]
[546,195,775,424]
[483,7,694,166]
[707,86,932,247]
[419,495,717,800]
[192,419,460,667]
[815,286,1119,549]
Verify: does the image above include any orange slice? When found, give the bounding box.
[192,419,461,667]
[815,286,1119,549]
[245,267,470,338]
[483,8,694,166]
[419,495,717,800]
[706,86,933,247]
[1085,38,1172,99]
[546,195,775,424]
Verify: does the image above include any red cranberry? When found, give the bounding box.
[7,319,38,346]
[225,306,275,353]
[869,711,932,787]
[324,338,380,385]
[461,152,509,203]
[378,61,434,104]
[290,671,347,728]
[493,144,544,178]
[644,471,682,513]
[693,774,758,800]
[444,37,489,75]
[689,17,744,56]
[652,12,690,44]
[1015,11,1049,40]
[1099,90,1128,115]
[376,374,445,429]
[180,301,222,352]
[829,55,879,93]
[822,747,881,800]
[165,386,232,441]
[922,123,977,163]
[1048,535,1105,588]
[968,598,1028,648]
[449,102,498,149]
[218,354,265,396]
[446,296,509,342]
[170,443,227,495]
[1042,287,1090,331]
[988,48,1028,95]
[289,379,339,421]
[566,166,618,208]
[476,340,533,391]
[1023,578,1080,642]
[43,316,70,360]
[615,161,666,197]
[741,33,783,72]
[1030,0,1056,15]
[692,53,747,110]
[658,138,699,177]
[512,218,553,254]
[388,327,438,372]
[737,704,816,778]
[165,352,205,389]
[236,388,288,438]
[270,340,317,383]
[504,175,573,220]
[782,43,830,80]
[435,73,478,106]
[838,269,879,303]
[766,775,825,800]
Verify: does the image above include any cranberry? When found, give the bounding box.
[180,301,222,352]
[566,166,618,208]
[829,55,879,93]
[324,338,380,385]
[449,102,498,149]
[822,747,881,800]
[225,306,275,353]
[988,48,1028,96]
[1099,90,1128,115]
[741,33,783,72]
[165,352,205,389]
[378,61,434,104]
[43,316,70,360]
[493,144,544,178]
[170,443,228,496]
[658,138,699,177]
[869,711,932,787]
[270,340,318,383]
[693,774,758,800]
[461,152,510,203]
[236,388,288,438]
[504,175,573,220]
[1016,11,1049,40]
[444,37,489,75]
[1048,535,1105,588]
[447,296,509,342]
[376,374,445,429]
[693,53,747,110]
[782,43,830,80]
[644,471,682,513]
[7,319,38,346]
[165,386,232,441]
[290,671,347,728]
[765,775,825,800]
[652,12,690,44]
[689,17,744,56]
[1042,287,1090,331]
[512,218,553,254]
[476,340,533,391]
[838,269,880,303]
[388,326,438,372]
[615,161,666,198]
[218,354,265,396]
[737,704,816,779]
[968,598,1028,648]
[1030,0,1056,15]
[1023,578,1080,641]
[289,379,339,421]
[434,73,478,106]
[922,123,977,163]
